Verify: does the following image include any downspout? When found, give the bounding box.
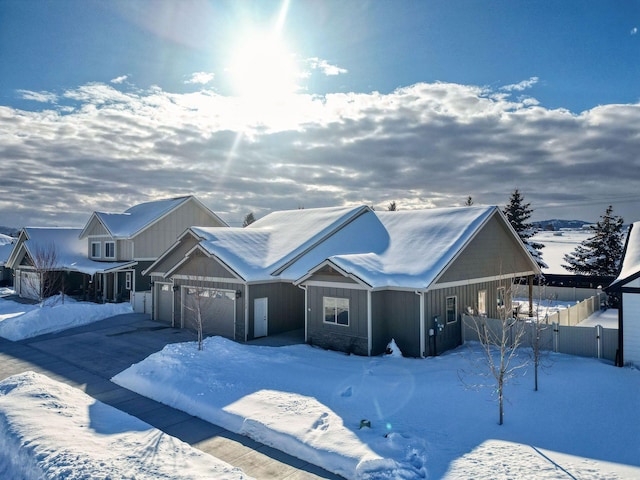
[415,290,425,358]
[367,290,372,356]
[244,284,250,342]
[618,295,624,367]
[298,285,308,343]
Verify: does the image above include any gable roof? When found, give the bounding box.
[297,206,540,290]
[79,196,227,240]
[6,227,135,275]
[607,222,640,290]
[185,206,371,282]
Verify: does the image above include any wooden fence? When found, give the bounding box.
[462,314,618,363]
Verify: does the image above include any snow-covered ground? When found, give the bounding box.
[0,293,132,341]
[114,336,640,480]
[0,371,251,479]
[531,229,591,274]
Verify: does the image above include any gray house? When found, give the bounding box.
[0,234,14,286]
[147,205,540,356]
[6,227,135,301]
[606,221,640,366]
[79,196,227,303]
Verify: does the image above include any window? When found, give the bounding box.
[446,296,457,323]
[105,241,115,259]
[91,242,100,258]
[323,297,349,326]
[478,290,487,316]
[125,272,132,290]
[497,287,506,309]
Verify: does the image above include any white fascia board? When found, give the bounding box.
[428,270,536,291]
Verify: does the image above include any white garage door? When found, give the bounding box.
[182,287,236,339]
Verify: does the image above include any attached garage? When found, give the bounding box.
[181,286,236,339]
[155,282,174,324]
[18,270,40,300]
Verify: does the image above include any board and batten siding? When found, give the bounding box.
[117,239,134,261]
[424,280,507,355]
[133,200,226,259]
[248,283,304,339]
[437,214,533,284]
[84,217,109,237]
[371,290,421,357]
[622,276,640,365]
[307,285,369,355]
[147,234,201,275]
[170,251,239,280]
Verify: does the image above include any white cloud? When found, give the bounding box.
[501,77,539,92]
[631,27,638,35]
[185,72,215,85]
[17,90,58,103]
[110,75,129,84]
[307,58,348,76]
[1,80,639,228]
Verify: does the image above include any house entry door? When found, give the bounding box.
[254,297,268,338]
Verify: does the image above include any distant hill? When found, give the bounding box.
[534,219,591,231]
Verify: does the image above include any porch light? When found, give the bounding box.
[235,289,242,298]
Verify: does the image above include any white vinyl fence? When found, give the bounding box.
[462,314,618,363]
[544,294,605,326]
[132,290,152,314]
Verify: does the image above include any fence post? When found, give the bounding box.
[596,324,602,359]
[553,322,559,353]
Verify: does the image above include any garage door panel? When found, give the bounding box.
[183,287,235,339]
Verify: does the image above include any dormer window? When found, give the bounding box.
[105,241,115,259]
[91,242,100,258]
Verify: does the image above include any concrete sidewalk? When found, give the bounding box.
[0,313,341,479]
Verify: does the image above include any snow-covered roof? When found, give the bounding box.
[0,242,14,266]
[304,206,502,289]
[177,204,535,289]
[10,227,135,275]
[609,222,640,288]
[81,196,222,240]
[189,206,370,281]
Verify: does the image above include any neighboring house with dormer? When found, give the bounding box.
[78,196,228,304]
[6,227,136,301]
[146,205,540,357]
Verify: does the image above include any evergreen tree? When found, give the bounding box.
[563,205,625,276]
[464,196,474,206]
[242,212,256,227]
[503,189,547,269]
[387,201,397,211]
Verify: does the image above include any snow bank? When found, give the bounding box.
[0,295,132,341]
[114,336,640,480]
[0,371,251,479]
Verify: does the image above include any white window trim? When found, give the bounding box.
[105,241,116,259]
[446,295,458,324]
[91,242,101,259]
[323,296,350,327]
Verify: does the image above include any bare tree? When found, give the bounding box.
[463,278,527,425]
[23,242,63,305]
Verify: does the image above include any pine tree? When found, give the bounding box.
[503,189,547,269]
[242,212,256,227]
[387,201,397,211]
[563,205,625,276]
[465,195,474,206]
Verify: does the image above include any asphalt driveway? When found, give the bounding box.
[0,313,341,479]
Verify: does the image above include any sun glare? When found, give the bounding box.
[228,31,300,100]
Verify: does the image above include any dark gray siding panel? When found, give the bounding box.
[307,286,368,355]
[173,252,239,280]
[135,261,153,292]
[372,291,421,357]
[248,283,304,339]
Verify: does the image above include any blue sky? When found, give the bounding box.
[1,0,639,228]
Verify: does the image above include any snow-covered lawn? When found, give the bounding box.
[532,229,591,274]
[0,294,132,341]
[114,336,640,480]
[0,371,250,479]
